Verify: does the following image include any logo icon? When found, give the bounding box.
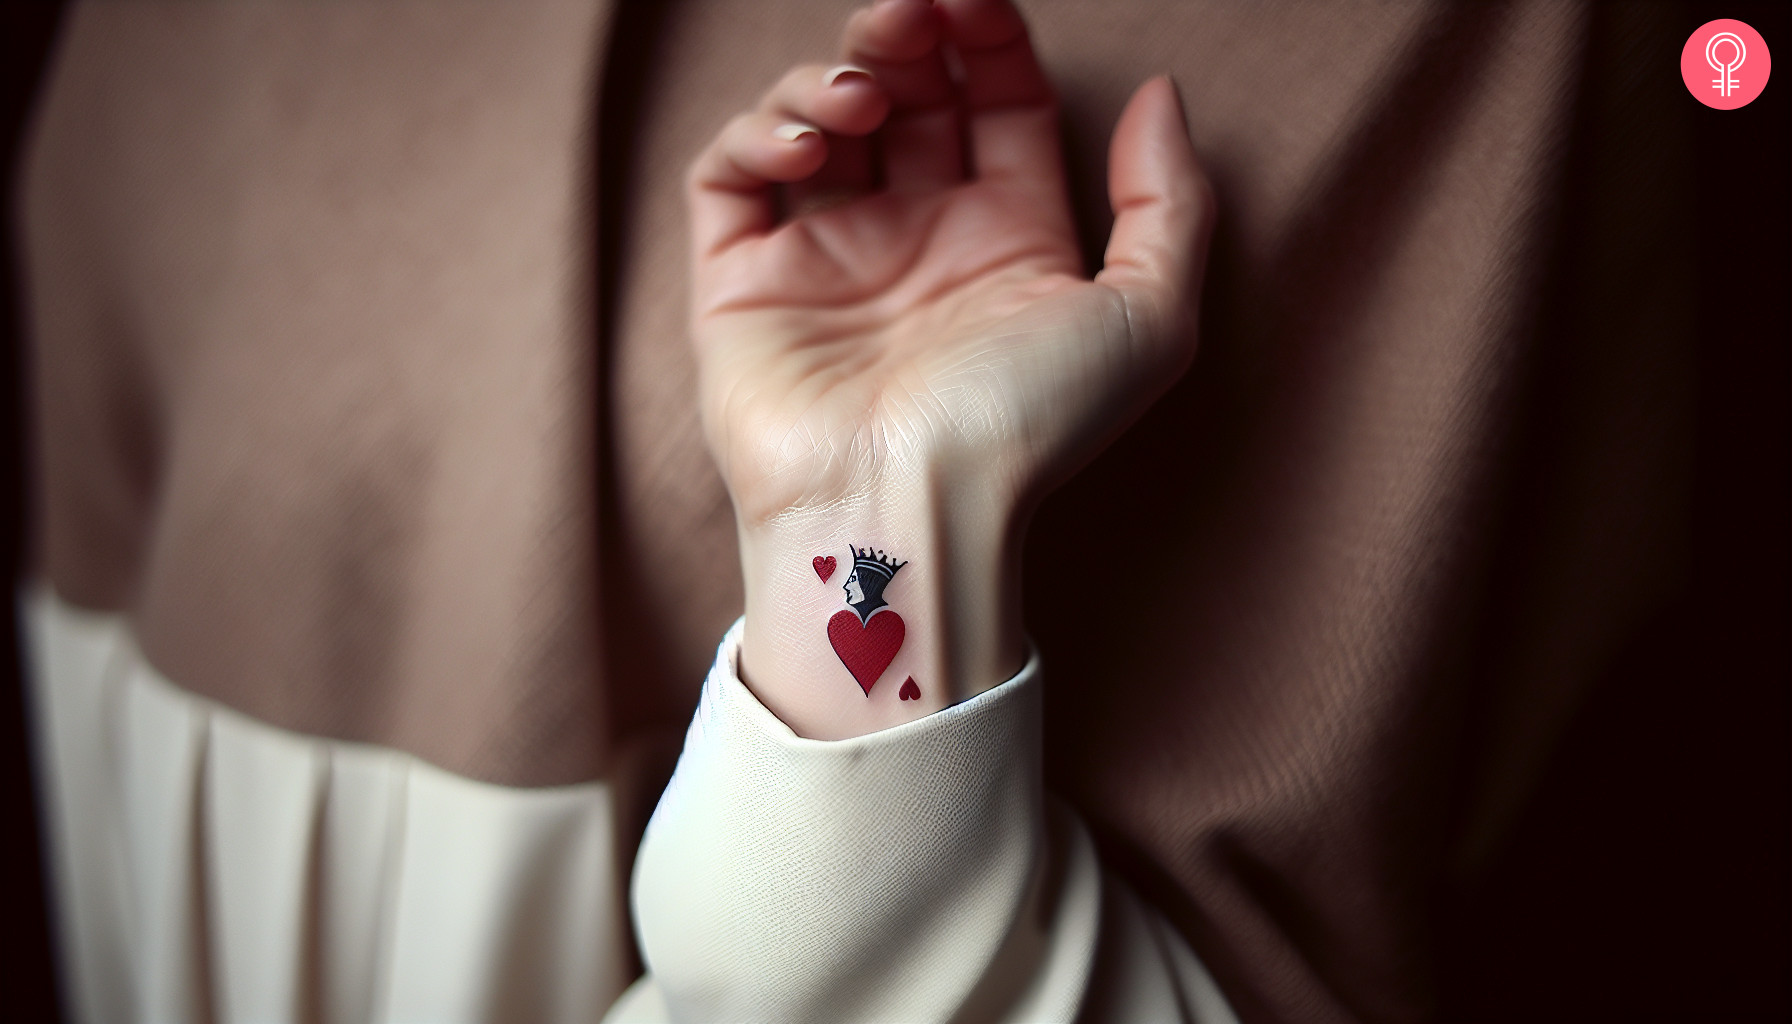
[1682,20,1771,110]
[1708,30,1746,97]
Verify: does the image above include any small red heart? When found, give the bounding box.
[827,609,905,695]
[812,555,836,583]
[899,677,920,701]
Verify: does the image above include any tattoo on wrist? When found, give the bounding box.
[819,545,911,698]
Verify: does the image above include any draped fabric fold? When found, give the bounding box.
[24,588,631,1024]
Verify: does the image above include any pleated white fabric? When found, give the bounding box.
[23,588,630,1024]
[24,590,1235,1023]
[612,621,1237,1024]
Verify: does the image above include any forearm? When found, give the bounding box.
[735,464,1028,740]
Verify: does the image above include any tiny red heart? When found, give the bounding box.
[812,555,836,583]
[899,677,920,701]
[827,609,905,695]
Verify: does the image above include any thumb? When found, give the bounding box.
[1095,76,1213,347]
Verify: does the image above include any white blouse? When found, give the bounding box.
[24,587,1235,1023]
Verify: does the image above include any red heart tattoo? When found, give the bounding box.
[812,555,836,583]
[827,609,905,695]
[899,677,920,701]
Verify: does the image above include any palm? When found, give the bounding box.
[688,0,1206,524]
[700,179,1113,518]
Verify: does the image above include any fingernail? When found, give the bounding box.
[823,64,874,88]
[773,123,820,142]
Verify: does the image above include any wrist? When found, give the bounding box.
[734,465,1027,740]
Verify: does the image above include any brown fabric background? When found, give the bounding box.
[5,1,1787,1021]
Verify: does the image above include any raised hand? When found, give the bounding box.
[689,0,1213,738]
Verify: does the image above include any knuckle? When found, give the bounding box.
[782,64,828,92]
[763,66,823,113]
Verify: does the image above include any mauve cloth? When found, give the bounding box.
[16,2,1693,1022]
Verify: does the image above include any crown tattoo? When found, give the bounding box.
[850,545,907,582]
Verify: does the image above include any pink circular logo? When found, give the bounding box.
[1682,19,1771,109]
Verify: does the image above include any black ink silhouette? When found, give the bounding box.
[842,545,906,622]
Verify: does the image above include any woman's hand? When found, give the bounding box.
[689,0,1213,738]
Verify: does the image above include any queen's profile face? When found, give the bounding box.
[843,569,865,605]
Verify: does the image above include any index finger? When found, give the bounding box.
[687,113,827,259]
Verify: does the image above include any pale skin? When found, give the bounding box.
[690,0,1213,739]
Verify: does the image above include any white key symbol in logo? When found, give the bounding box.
[1707,31,1746,98]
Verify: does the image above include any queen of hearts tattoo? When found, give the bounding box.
[841,547,902,620]
[819,545,908,697]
